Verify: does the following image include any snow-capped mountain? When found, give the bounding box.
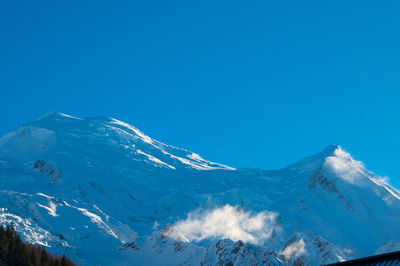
[1,112,400,265]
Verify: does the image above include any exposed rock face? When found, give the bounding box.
[309,169,353,212]
[33,160,63,184]
[202,239,282,266]
[118,241,140,251]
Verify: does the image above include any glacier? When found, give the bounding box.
[0,112,400,265]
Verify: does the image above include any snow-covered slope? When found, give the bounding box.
[1,112,400,265]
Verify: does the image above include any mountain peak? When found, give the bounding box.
[321,144,342,154]
[37,112,83,121]
[2,112,235,171]
[283,144,343,172]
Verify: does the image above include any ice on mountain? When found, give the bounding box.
[0,113,400,265]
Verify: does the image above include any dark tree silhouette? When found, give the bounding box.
[0,223,76,266]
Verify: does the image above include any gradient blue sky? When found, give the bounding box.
[1,1,400,186]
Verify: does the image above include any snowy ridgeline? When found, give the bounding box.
[0,112,400,265]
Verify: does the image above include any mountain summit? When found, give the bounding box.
[0,113,399,265]
[0,112,234,170]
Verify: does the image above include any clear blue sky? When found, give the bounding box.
[1,1,400,186]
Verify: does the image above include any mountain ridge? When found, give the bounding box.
[0,113,399,265]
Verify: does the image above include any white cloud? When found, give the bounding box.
[324,148,365,184]
[282,238,306,259]
[324,148,400,201]
[165,205,278,245]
